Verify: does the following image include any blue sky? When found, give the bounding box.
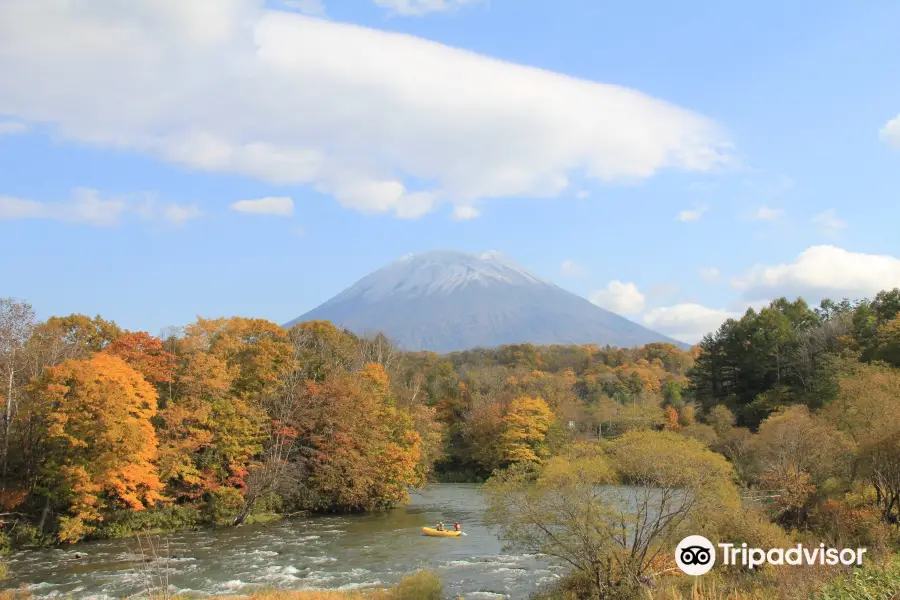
[1,0,899,343]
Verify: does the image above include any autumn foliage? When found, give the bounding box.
[30,353,165,541]
[0,310,441,543]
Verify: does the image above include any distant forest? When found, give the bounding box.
[0,287,899,549]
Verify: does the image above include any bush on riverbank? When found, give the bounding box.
[93,505,203,540]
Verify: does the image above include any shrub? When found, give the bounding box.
[8,524,46,549]
[57,516,93,544]
[816,555,900,599]
[208,487,246,524]
[810,499,891,557]
[385,570,442,600]
[95,504,203,539]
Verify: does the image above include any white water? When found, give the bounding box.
[4,484,564,600]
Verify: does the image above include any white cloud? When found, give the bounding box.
[560,259,586,277]
[575,190,590,199]
[645,283,679,304]
[0,1,731,220]
[589,280,646,315]
[281,0,325,15]
[451,205,480,220]
[676,205,708,222]
[880,115,900,149]
[162,203,203,225]
[0,120,28,135]
[812,208,846,234]
[373,0,483,16]
[642,303,739,344]
[732,245,900,303]
[0,188,199,227]
[230,196,294,216]
[698,267,720,283]
[752,205,785,221]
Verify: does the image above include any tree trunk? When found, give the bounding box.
[2,353,14,480]
[232,495,258,527]
[37,495,51,532]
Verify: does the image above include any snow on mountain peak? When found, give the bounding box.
[332,250,548,302]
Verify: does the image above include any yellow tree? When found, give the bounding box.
[156,347,264,500]
[753,405,853,526]
[183,317,294,397]
[499,396,554,464]
[822,363,900,522]
[31,353,165,542]
[156,317,292,499]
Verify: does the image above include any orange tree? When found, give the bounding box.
[29,353,165,542]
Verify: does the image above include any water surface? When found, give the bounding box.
[5,484,564,600]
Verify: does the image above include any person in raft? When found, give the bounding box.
[454,523,462,532]
[436,522,445,531]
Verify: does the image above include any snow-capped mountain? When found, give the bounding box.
[285,250,686,352]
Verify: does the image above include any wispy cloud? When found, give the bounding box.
[373,0,485,16]
[0,120,28,135]
[560,259,586,277]
[0,188,201,227]
[230,196,294,216]
[880,115,900,149]
[162,203,203,225]
[698,267,720,283]
[752,205,785,221]
[451,205,480,221]
[281,0,326,15]
[812,208,846,234]
[676,205,709,222]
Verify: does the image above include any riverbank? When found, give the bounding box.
[1,505,299,552]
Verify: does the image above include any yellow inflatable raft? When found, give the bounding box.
[422,527,462,537]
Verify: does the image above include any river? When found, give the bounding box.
[4,484,565,600]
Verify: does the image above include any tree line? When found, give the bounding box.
[2,285,899,588]
[482,288,900,599]
[0,310,440,544]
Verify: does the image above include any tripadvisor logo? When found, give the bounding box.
[675,536,868,575]
[675,535,716,576]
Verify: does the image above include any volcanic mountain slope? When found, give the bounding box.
[285,250,687,352]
